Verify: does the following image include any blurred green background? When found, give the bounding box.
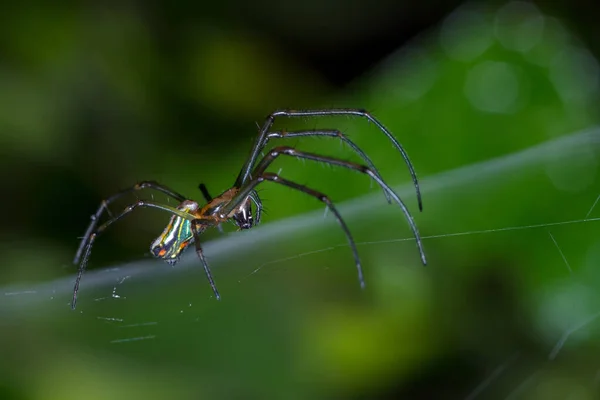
[2,1,600,399]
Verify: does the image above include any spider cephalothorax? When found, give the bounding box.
[149,191,256,265]
[71,109,426,309]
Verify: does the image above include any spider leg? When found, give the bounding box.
[191,219,221,300]
[74,181,187,265]
[227,172,366,287]
[198,183,214,202]
[262,130,392,203]
[235,109,422,211]
[199,183,225,233]
[71,200,194,310]
[248,191,263,226]
[225,146,426,265]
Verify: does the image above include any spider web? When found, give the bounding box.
[2,124,600,398]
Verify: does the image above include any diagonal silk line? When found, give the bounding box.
[2,126,600,311]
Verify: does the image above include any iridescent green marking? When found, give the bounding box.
[150,201,197,265]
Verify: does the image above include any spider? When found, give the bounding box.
[71,109,427,309]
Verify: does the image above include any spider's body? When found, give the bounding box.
[150,189,254,265]
[71,109,427,309]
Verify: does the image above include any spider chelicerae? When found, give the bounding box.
[71,109,427,309]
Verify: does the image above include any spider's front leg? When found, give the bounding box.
[235,108,422,210]
[220,146,426,287]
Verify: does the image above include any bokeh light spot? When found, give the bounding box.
[549,47,600,104]
[525,17,569,67]
[464,61,524,114]
[494,1,545,53]
[440,6,493,61]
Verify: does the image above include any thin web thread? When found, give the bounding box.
[246,216,600,277]
[359,217,600,244]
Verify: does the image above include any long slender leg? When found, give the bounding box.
[263,130,392,203]
[74,181,188,264]
[198,183,214,203]
[71,200,194,310]
[199,183,224,233]
[224,146,426,266]
[191,220,221,300]
[235,109,422,210]
[229,172,366,287]
[270,174,366,286]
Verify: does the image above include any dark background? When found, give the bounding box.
[2,1,600,399]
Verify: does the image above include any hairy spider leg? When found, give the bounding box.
[74,181,187,265]
[237,172,365,289]
[263,130,393,203]
[71,200,194,310]
[199,183,263,229]
[191,219,221,300]
[234,109,422,211]
[222,146,427,289]
[250,147,426,265]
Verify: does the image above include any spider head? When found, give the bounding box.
[150,200,199,265]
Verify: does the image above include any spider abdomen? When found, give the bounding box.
[149,200,199,264]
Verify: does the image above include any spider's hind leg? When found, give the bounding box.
[71,200,194,310]
[75,181,187,265]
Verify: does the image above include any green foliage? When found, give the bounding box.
[1,2,600,399]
